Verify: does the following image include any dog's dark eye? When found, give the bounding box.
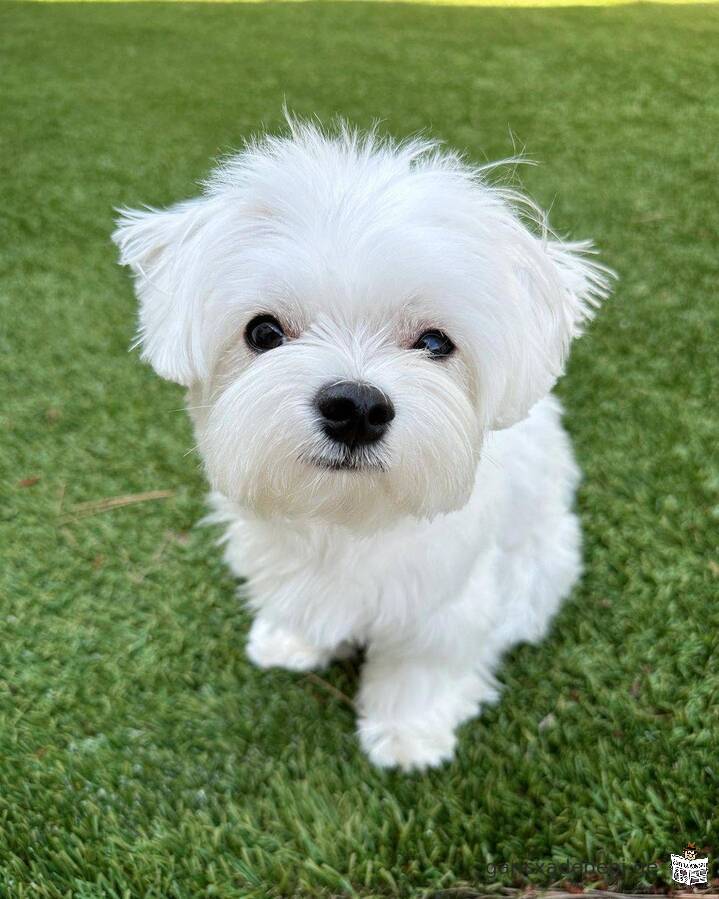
[413,330,455,358]
[245,315,285,352]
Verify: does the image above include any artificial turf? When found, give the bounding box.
[1,0,719,896]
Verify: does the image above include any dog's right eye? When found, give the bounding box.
[245,315,286,352]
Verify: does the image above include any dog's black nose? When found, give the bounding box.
[316,381,395,447]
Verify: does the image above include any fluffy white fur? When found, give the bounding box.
[113,119,610,770]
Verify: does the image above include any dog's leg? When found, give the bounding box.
[356,650,498,770]
[246,616,350,672]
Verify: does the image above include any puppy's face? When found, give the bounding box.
[192,265,483,524]
[114,123,607,525]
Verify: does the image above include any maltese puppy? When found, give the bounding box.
[113,119,610,771]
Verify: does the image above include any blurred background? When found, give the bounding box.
[1,1,718,896]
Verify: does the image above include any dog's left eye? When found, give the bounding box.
[245,315,286,352]
[413,330,455,358]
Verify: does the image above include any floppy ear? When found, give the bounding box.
[489,236,611,429]
[112,198,217,386]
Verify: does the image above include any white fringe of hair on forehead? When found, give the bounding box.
[202,113,612,279]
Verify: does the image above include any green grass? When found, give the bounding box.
[1,1,719,896]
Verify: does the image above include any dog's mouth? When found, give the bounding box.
[302,450,388,473]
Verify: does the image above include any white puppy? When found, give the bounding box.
[113,119,610,770]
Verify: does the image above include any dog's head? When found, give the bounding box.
[113,120,609,526]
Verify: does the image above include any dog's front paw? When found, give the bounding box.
[247,618,331,672]
[357,717,457,771]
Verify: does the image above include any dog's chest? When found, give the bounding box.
[223,512,479,647]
